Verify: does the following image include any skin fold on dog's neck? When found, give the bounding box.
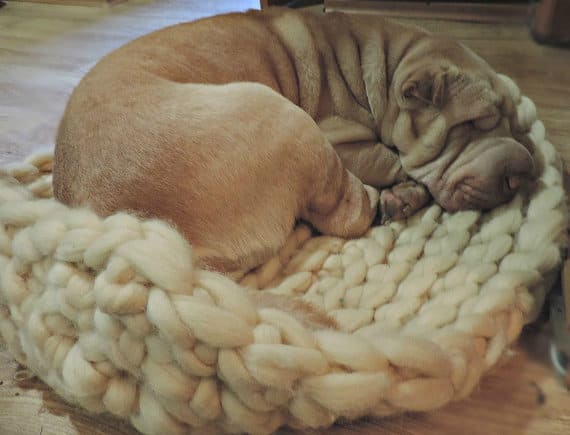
[264,9,431,143]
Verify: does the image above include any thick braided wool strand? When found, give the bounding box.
[0,75,567,435]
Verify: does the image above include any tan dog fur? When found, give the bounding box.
[53,8,534,280]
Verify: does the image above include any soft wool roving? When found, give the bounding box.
[0,74,566,435]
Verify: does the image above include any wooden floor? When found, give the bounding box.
[1,1,570,434]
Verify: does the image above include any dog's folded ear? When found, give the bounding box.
[397,65,458,110]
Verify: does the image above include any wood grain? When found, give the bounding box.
[324,0,530,24]
[1,1,570,434]
[13,0,126,7]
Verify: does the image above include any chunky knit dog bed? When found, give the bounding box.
[0,74,567,435]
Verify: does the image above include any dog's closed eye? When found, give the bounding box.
[472,112,501,131]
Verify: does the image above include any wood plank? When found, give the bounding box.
[324,1,531,24]
[13,0,125,6]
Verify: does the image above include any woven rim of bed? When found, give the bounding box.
[0,74,567,435]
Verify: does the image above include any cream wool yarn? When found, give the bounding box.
[0,74,567,435]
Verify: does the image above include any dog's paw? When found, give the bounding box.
[379,181,430,224]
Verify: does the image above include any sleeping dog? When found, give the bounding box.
[53,8,534,277]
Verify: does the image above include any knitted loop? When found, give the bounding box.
[0,75,566,435]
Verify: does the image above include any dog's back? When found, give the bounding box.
[53,10,378,273]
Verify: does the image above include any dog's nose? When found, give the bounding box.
[503,143,534,194]
[505,175,522,191]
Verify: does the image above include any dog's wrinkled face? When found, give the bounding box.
[390,40,535,212]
